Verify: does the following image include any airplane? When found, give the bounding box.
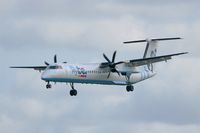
[10,37,188,96]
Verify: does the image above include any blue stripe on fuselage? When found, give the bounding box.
[41,77,127,85]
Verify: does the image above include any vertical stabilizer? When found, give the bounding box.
[143,39,158,71]
[143,39,158,58]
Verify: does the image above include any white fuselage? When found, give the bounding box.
[41,63,156,86]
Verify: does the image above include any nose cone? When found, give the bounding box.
[41,71,49,81]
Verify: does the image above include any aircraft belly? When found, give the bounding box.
[129,71,156,83]
[46,78,116,85]
[46,73,127,85]
[45,70,156,85]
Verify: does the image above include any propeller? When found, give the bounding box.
[103,51,121,78]
[54,54,57,63]
[44,54,58,66]
[44,61,49,66]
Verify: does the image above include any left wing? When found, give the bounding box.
[10,66,47,71]
[127,52,188,67]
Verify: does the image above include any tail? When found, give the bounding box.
[143,39,158,71]
[124,37,182,72]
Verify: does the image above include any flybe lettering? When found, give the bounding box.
[70,66,87,78]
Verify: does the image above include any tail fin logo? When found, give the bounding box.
[148,63,153,72]
[148,49,157,71]
[150,49,157,57]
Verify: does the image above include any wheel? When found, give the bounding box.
[46,84,49,89]
[126,85,134,92]
[70,89,77,96]
[73,89,77,96]
[130,86,134,91]
[46,84,51,89]
[126,86,130,92]
[70,90,74,96]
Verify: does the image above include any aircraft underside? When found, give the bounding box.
[42,70,156,96]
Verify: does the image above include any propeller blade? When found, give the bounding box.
[44,61,49,66]
[107,71,111,78]
[112,51,117,63]
[116,70,120,76]
[113,61,124,66]
[103,53,111,63]
[111,68,120,76]
[54,54,57,63]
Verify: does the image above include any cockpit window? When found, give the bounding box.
[49,65,62,69]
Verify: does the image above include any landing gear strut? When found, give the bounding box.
[125,73,134,92]
[46,81,51,89]
[69,83,77,96]
[126,85,134,92]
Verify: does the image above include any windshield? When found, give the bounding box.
[48,65,62,69]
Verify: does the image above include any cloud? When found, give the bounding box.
[128,122,200,133]
[0,16,145,53]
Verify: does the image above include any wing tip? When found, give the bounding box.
[180,52,189,55]
[10,66,18,68]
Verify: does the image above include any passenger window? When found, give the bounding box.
[57,66,62,69]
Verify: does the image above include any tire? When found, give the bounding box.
[126,85,134,92]
[73,90,77,96]
[131,86,134,91]
[70,89,77,96]
[126,86,130,92]
[70,90,74,96]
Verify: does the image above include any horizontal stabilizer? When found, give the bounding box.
[124,37,182,44]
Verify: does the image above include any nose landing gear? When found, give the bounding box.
[46,81,52,89]
[69,83,77,96]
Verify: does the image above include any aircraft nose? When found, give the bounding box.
[41,71,49,81]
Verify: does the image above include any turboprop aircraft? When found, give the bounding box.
[10,37,187,96]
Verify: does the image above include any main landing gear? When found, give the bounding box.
[69,83,77,96]
[125,73,134,92]
[126,85,134,92]
[46,81,51,89]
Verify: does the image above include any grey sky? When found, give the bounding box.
[0,0,200,133]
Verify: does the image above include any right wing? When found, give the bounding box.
[128,52,188,67]
[100,52,188,68]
